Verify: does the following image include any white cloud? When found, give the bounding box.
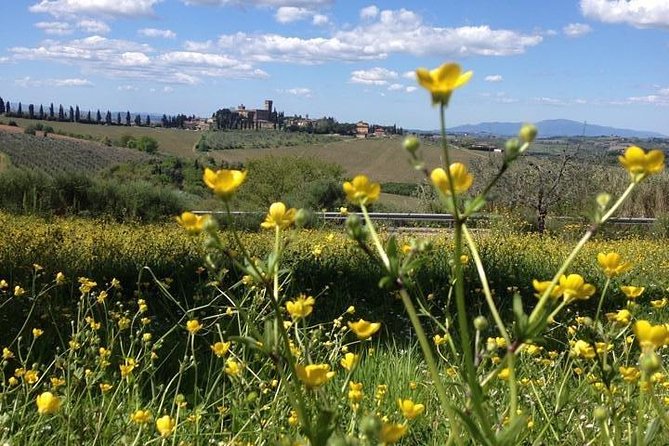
[182,0,331,7]
[15,76,93,87]
[627,86,669,105]
[275,6,313,23]
[118,84,138,91]
[580,0,669,29]
[312,14,329,26]
[0,57,9,63]
[184,40,213,51]
[387,83,404,91]
[484,74,503,82]
[78,19,110,34]
[534,97,569,106]
[360,5,379,19]
[163,86,174,92]
[405,86,417,93]
[139,28,176,39]
[120,51,151,65]
[402,70,415,79]
[217,8,543,63]
[35,21,72,35]
[350,67,398,85]
[29,0,162,18]
[279,87,312,97]
[563,22,592,37]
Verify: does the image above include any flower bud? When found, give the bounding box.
[295,208,311,228]
[640,351,662,374]
[505,138,521,160]
[403,136,420,154]
[473,316,488,331]
[345,214,367,241]
[360,414,382,438]
[593,405,608,422]
[519,123,538,143]
[596,193,611,210]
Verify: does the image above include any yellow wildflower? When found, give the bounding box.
[99,383,113,393]
[288,410,299,427]
[55,272,66,285]
[211,341,231,358]
[260,202,296,229]
[621,286,644,300]
[348,319,381,340]
[186,319,202,334]
[559,274,596,302]
[24,369,39,384]
[50,377,65,389]
[295,363,335,389]
[346,305,356,314]
[120,358,136,378]
[430,163,473,195]
[398,399,425,420]
[343,174,381,206]
[348,382,364,404]
[433,334,448,346]
[36,392,60,415]
[597,252,631,278]
[571,340,596,359]
[155,415,176,437]
[634,320,668,351]
[97,291,108,304]
[118,317,130,330]
[498,368,510,380]
[340,352,359,371]
[606,309,632,325]
[2,347,14,360]
[618,145,664,183]
[415,62,473,105]
[14,286,25,297]
[0,279,7,289]
[176,212,209,235]
[379,422,408,444]
[286,295,315,320]
[203,167,246,199]
[131,409,152,424]
[78,277,97,294]
[224,359,242,377]
[651,298,668,309]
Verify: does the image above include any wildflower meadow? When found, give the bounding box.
[2,62,669,445]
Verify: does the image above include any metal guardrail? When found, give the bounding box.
[192,211,657,226]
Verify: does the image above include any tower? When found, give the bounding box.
[264,100,273,112]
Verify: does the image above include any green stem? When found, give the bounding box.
[594,278,612,324]
[438,104,461,220]
[360,204,390,269]
[507,350,519,421]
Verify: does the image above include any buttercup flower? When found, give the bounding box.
[156,415,176,437]
[120,358,136,378]
[433,334,448,346]
[340,352,359,371]
[295,363,335,388]
[131,409,152,424]
[348,381,364,404]
[36,392,60,415]
[286,295,315,320]
[532,279,562,299]
[634,320,668,351]
[597,252,631,278]
[571,340,596,360]
[14,286,25,297]
[650,298,668,309]
[416,62,473,105]
[618,146,664,183]
[224,359,242,377]
[606,309,632,326]
[379,422,408,444]
[186,319,202,334]
[348,319,381,340]
[2,347,14,360]
[621,286,645,300]
[430,163,473,195]
[55,272,66,285]
[619,366,641,384]
[343,175,381,206]
[398,399,425,420]
[176,212,209,235]
[203,167,246,199]
[260,202,296,230]
[559,274,596,302]
[211,341,231,357]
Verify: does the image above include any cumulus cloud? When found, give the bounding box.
[35,21,72,35]
[117,84,138,91]
[405,86,417,93]
[360,5,379,19]
[275,6,313,23]
[627,86,669,105]
[139,28,176,39]
[387,83,404,91]
[278,87,312,97]
[78,19,110,33]
[312,14,329,26]
[216,8,543,63]
[29,0,162,18]
[15,76,93,87]
[484,74,503,82]
[350,67,398,85]
[580,0,669,29]
[563,22,592,37]
[183,40,213,51]
[182,0,331,7]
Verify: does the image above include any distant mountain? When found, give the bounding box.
[447,119,666,138]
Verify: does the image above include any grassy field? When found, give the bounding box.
[3,117,200,156]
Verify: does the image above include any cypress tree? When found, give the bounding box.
[18,102,23,116]
[117,112,121,125]
[146,115,151,126]
[105,110,112,125]
[126,111,131,126]
[87,111,92,122]
[0,97,5,114]
[58,104,64,121]
[69,106,74,122]
[28,104,35,119]
[39,104,44,119]
[75,106,80,122]
[96,110,102,124]
[49,103,55,119]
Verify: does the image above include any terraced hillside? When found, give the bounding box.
[0,130,154,174]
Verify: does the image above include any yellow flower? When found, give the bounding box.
[36,392,60,415]
[398,399,425,420]
[78,277,97,294]
[203,167,246,199]
[343,175,381,205]
[24,369,39,384]
[498,368,510,380]
[176,212,209,235]
[0,279,8,289]
[346,305,356,314]
[571,340,596,360]
[621,286,645,300]
[634,320,668,351]
[224,359,242,377]
[186,319,202,334]
[211,341,231,357]
[340,352,359,371]
[155,415,176,437]
[295,363,335,389]
[415,62,473,105]
[597,252,631,278]
[379,422,408,444]
[532,279,560,299]
[348,319,381,340]
[2,347,14,360]
[619,366,641,384]
[559,274,596,302]
[430,163,473,195]
[97,291,108,304]
[348,382,364,404]
[99,383,113,393]
[131,409,152,424]
[651,298,668,309]
[288,410,299,427]
[433,334,448,346]
[14,286,25,297]
[120,358,136,378]
[286,295,316,320]
[55,272,66,285]
[260,202,296,229]
[118,317,130,330]
[606,309,632,325]
[618,145,664,183]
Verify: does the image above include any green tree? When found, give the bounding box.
[75,106,80,122]
[134,114,141,126]
[39,104,44,119]
[17,102,22,116]
[0,97,5,114]
[105,110,112,125]
[96,110,102,124]
[69,106,74,122]
[28,104,35,119]
[49,103,54,119]
[126,111,131,126]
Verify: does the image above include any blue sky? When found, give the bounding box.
[1,0,668,133]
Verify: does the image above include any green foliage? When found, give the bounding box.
[118,134,159,153]
[200,129,340,151]
[380,182,422,197]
